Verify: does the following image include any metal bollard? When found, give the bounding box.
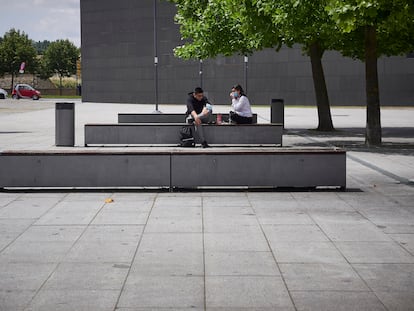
[55,102,75,146]
[271,98,284,126]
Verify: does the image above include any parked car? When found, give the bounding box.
[0,88,8,99]
[12,84,41,100]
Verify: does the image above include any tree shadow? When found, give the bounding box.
[285,127,414,155]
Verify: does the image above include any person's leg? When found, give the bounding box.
[194,111,211,147]
[230,112,252,124]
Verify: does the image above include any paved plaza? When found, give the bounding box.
[0,98,413,310]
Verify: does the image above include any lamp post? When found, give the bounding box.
[244,56,248,93]
[153,0,161,113]
[199,59,203,88]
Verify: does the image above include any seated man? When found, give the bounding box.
[186,87,212,148]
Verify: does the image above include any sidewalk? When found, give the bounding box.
[0,98,413,310]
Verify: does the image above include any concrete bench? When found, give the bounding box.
[118,113,258,124]
[0,148,346,189]
[84,123,283,146]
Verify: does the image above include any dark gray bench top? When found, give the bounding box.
[1,147,345,156]
[85,123,283,146]
[118,113,258,123]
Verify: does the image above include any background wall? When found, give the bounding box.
[81,0,414,106]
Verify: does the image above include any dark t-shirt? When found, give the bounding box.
[186,94,209,116]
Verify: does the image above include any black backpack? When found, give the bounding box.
[179,125,195,147]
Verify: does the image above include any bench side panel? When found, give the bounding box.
[0,154,170,187]
[171,152,346,188]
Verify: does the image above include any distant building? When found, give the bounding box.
[80,0,414,106]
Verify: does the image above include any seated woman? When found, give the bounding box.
[229,84,253,124]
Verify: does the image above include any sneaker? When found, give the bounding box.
[201,141,210,148]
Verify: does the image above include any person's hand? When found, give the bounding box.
[230,92,234,98]
[194,117,201,125]
[201,107,209,116]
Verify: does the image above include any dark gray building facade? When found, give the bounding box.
[81,0,414,106]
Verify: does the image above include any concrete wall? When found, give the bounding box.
[80,0,414,106]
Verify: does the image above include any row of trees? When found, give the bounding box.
[170,0,414,146]
[0,29,79,94]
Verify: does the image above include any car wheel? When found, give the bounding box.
[12,94,18,99]
[32,95,39,100]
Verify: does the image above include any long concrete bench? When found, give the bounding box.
[118,113,258,123]
[0,148,346,189]
[84,123,283,146]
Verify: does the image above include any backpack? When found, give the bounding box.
[179,125,195,147]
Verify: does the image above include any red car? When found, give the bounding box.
[12,84,41,100]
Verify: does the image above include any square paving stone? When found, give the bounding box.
[256,211,315,225]
[138,233,203,253]
[270,242,347,264]
[43,262,129,290]
[290,291,386,311]
[318,222,392,242]
[353,263,414,292]
[205,251,279,276]
[145,216,202,233]
[279,263,369,291]
[154,196,202,208]
[91,209,150,225]
[335,242,414,263]
[359,209,414,226]
[205,276,294,309]
[118,276,204,308]
[262,224,329,242]
[150,206,202,218]
[16,225,85,242]
[204,232,270,252]
[35,201,104,225]
[389,234,414,255]
[0,290,36,311]
[0,195,18,207]
[78,225,143,242]
[131,249,204,276]
[250,200,303,211]
[64,240,138,263]
[0,241,75,263]
[0,198,59,219]
[203,216,261,233]
[0,262,57,290]
[202,197,251,208]
[375,291,414,311]
[203,206,255,218]
[25,289,119,311]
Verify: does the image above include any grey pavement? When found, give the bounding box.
[0,98,414,310]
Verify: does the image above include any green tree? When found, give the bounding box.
[0,29,38,90]
[326,0,414,146]
[33,40,52,55]
[172,0,337,131]
[41,39,79,95]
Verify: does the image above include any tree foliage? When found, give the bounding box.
[33,40,52,55]
[172,0,336,130]
[326,0,414,145]
[0,29,38,89]
[41,39,79,93]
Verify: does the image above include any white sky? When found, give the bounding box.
[0,0,80,47]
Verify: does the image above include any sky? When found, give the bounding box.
[0,0,80,47]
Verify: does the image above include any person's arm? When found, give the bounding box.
[233,96,252,115]
[187,98,202,125]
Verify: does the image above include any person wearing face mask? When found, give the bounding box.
[229,84,253,124]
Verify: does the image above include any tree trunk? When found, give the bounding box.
[309,42,334,131]
[365,25,382,146]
